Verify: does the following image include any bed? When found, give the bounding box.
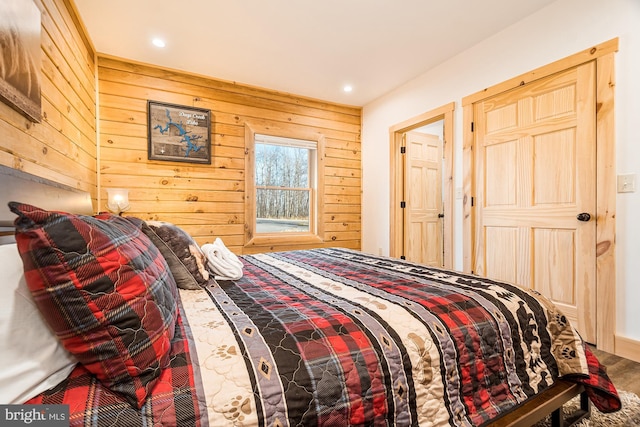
[0,166,621,427]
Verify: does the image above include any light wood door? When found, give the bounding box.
[404,131,443,266]
[473,62,597,343]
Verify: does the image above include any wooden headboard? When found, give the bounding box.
[0,165,94,229]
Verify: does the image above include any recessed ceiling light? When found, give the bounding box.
[152,38,166,48]
[343,85,353,93]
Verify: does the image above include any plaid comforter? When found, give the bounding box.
[27,248,620,426]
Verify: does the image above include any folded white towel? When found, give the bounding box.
[201,238,244,280]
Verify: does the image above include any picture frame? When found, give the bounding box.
[0,0,42,123]
[147,100,212,164]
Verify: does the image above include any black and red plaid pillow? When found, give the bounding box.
[9,202,178,409]
[25,310,205,426]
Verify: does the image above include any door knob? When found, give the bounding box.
[576,212,591,222]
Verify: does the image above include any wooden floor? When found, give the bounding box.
[591,347,640,397]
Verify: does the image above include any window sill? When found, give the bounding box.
[245,233,323,248]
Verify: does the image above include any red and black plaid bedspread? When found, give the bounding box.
[27,248,620,426]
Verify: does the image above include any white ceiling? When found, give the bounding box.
[73,0,556,106]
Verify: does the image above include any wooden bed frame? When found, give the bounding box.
[493,381,589,427]
[0,164,590,426]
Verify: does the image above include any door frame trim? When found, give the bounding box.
[389,102,455,268]
[462,38,618,352]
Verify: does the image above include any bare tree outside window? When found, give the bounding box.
[254,135,316,233]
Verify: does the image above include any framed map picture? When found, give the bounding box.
[147,100,212,164]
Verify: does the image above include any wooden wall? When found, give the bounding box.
[97,57,362,253]
[0,0,96,197]
[0,0,360,255]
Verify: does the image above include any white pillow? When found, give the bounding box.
[0,242,77,403]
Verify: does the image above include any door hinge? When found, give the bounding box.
[400,146,406,154]
[438,213,445,218]
[471,197,474,207]
[471,122,474,132]
[400,201,406,208]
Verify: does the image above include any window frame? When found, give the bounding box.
[244,123,325,249]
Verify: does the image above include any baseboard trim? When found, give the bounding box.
[614,334,640,363]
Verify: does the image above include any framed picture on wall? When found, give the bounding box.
[147,100,212,164]
[0,0,42,122]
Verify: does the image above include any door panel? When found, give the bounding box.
[534,228,575,305]
[534,129,576,204]
[473,62,597,343]
[404,131,443,266]
[485,140,517,206]
[485,226,518,283]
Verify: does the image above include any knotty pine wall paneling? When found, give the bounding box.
[0,0,97,199]
[97,56,361,253]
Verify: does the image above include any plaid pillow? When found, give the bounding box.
[9,202,178,409]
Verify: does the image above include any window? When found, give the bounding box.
[255,135,314,233]
[245,127,324,247]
